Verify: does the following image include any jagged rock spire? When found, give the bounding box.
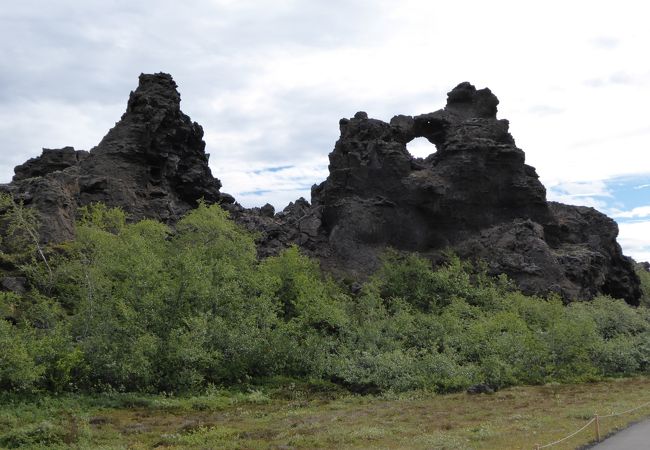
[2,73,230,243]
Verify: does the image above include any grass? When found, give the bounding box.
[2,377,650,449]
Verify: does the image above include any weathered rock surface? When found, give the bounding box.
[0,75,641,304]
[306,82,640,304]
[1,73,232,243]
[13,147,88,182]
[225,197,328,259]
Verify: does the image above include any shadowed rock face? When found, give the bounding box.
[1,73,232,243]
[0,75,641,304]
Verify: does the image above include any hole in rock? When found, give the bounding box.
[406,137,437,159]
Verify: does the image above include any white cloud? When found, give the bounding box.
[547,180,613,210]
[0,0,649,263]
[0,99,123,178]
[618,221,650,262]
[590,36,620,50]
[613,206,650,219]
[548,180,612,198]
[528,105,565,117]
[218,161,329,209]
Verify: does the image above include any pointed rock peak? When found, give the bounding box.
[445,81,499,119]
[126,72,181,115]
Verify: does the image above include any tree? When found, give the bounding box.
[0,193,52,287]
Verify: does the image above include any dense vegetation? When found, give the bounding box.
[1,197,650,395]
[637,263,650,307]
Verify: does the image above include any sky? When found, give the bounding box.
[0,0,648,261]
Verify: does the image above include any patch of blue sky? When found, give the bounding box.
[240,186,314,197]
[239,189,273,196]
[251,165,295,175]
[597,175,650,226]
[606,175,650,211]
[548,174,650,218]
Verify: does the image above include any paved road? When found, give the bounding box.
[590,420,650,449]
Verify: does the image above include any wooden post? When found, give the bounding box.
[594,414,601,442]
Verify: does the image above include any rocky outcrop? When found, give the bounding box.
[2,158,82,244]
[13,147,88,182]
[226,197,328,259]
[1,73,232,243]
[0,75,641,304]
[306,82,640,304]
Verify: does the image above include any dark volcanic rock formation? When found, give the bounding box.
[226,197,328,259]
[1,73,231,243]
[13,147,88,181]
[307,82,640,304]
[0,75,641,304]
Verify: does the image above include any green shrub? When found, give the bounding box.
[3,201,650,394]
[592,335,641,375]
[0,319,43,390]
[372,251,468,312]
[584,296,649,338]
[417,351,478,392]
[0,420,67,448]
[544,306,599,381]
[636,264,650,308]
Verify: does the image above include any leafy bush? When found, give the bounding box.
[2,202,650,394]
[0,421,68,448]
[0,319,43,390]
[636,264,650,308]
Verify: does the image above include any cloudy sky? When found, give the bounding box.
[1,0,648,261]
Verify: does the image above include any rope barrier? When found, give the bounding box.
[535,418,595,449]
[533,398,650,449]
[599,399,650,418]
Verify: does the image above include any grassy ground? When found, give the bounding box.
[2,377,650,449]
